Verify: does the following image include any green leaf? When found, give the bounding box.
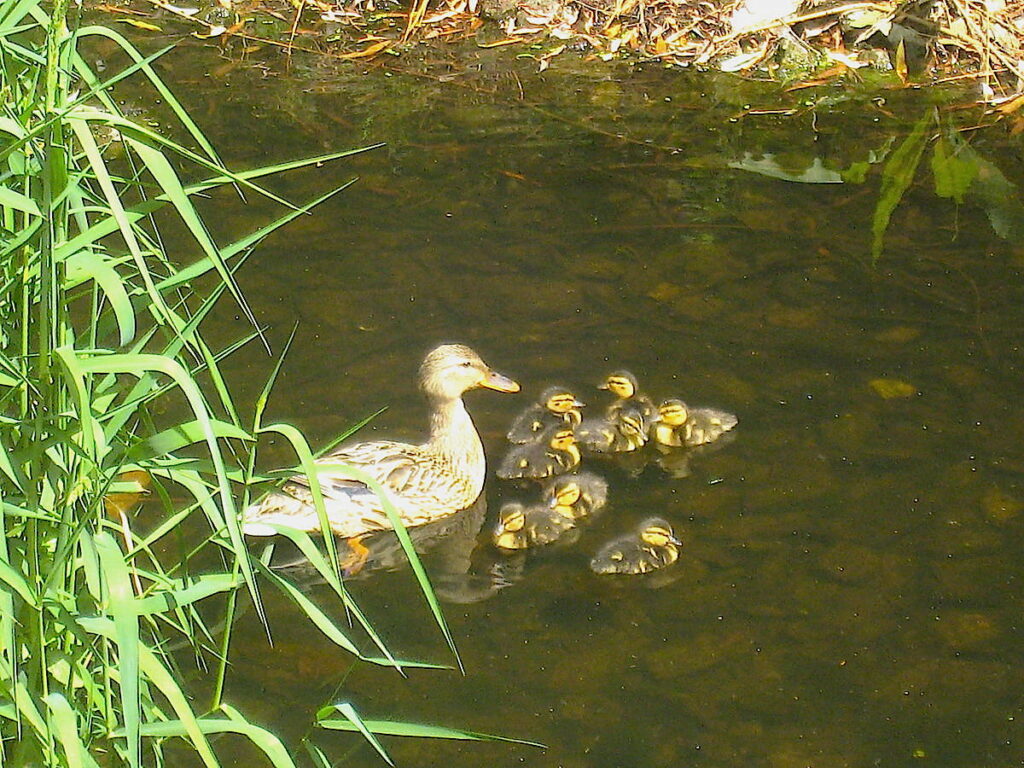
[871,112,930,262]
[0,183,41,215]
[78,616,220,768]
[133,573,240,615]
[317,709,545,748]
[931,135,977,204]
[130,419,253,462]
[93,533,141,768]
[323,702,395,766]
[64,250,136,346]
[45,693,104,768]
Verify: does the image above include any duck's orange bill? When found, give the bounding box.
[482,370,520,393]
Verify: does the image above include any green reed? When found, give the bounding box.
[0,2,528,765]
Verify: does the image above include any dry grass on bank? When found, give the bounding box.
[107,0,1024,102]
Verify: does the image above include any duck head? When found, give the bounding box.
[420,344,519,401]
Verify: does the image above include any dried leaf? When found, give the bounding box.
[477,37,524,48]
[996,94,1024,115]
[118,18,162,30]
[894,40,908,84]
[339,40,391,58]
[869,378,917,399]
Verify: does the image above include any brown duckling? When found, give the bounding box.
[652,398,737,448]
[497,424,581,480]
[590,517,681,575]
[506,386,585,444]
[542,471,608,520]
[492,501,576,550]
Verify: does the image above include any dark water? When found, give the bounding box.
[115,34,1024,767]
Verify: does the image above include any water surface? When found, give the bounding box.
[117,36,1024,767]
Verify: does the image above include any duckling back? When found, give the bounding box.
[590,517,680,575]
[577,402,649,453]
[492,501,576,549]
[496,425,581,479]
[685,407,738,446]
[542,471,609,519]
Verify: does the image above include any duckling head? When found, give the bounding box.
[638,517,681,547]
[658,399,689,427]
[420,344,520,401]
[540,386,585,415]
[497,503,526,533]
[600,370,639,399]
[548,426,577,452]
[618,407,647,438]
[549,477,582,508]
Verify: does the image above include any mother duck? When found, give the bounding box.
[244,344,519,538]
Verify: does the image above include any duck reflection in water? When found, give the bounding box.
[266,495,518,604]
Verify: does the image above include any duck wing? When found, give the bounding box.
[244,440,438,537]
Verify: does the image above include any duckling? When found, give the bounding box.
[542,472,608,520]
[577,371,656,453]
[652,398,738,448]
[601,370,657,426]
[577,401,649,453]
[492,501,576,550]
[590,517,681,575]
[506,386,585,444]
[497,424,580,480]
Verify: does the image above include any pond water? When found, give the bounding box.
[112,32,1024,768]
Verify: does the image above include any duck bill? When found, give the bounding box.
[573,399,586,408]
[481,370,520,393]
[670,535,683,546]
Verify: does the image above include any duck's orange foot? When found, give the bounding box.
[340,535,369,576]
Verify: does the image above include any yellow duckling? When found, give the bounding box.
[589,517,681,575]
[602,370,656,425]
[244,344,519,538]
[542,471,608,520]
[652,398,738,448]
[497,424,581,480]
[577,401,648,453]
[492,501,576,550]
[578,371,656,453]
[506,385,585,444]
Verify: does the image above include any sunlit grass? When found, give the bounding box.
[0,2,531,764]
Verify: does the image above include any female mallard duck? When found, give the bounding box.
[542,471,608,520]
[243,344,519,538]
[496,424,580,480]
[506,386,585,444]
[578,371,656,453]
[590,517,681,575]
[492,501,576,550]
[652,398,737,448]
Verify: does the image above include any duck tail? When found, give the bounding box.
[242,491,322,536]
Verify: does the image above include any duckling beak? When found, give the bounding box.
[573,398,586,408]
[670,535,683,546]
[481,369,520,393]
